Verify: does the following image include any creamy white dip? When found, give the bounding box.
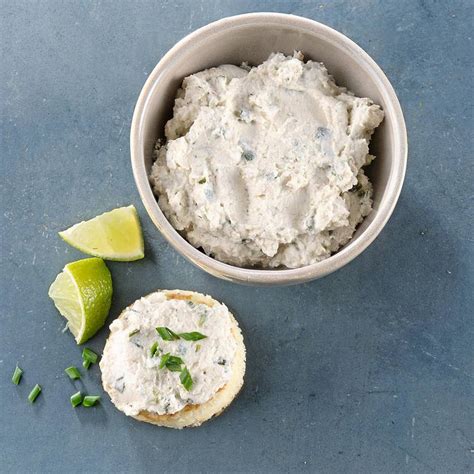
[151,52,384,268]
[100,292,237,416]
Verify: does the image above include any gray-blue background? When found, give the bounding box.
[1,1,473,473]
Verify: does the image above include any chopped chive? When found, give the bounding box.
[64,366,81,380]
[83,359,91,370]
[159,353,171,369]
[195,344,201,352]
[70,391,82,407]
[167,355,184,365]
[28,384,42,403]
[178,331,207,341]
[156,327,206,342]
[150,341,159,357]
[82,348,99,364]
[166,363,183,372]
[129,329,140,338]
[198,314,206,327]
[83,395,100,407]
[180,367,193,391]
[198,177,206,184]
[12,365,23,385]
[166,355,184,371]
[159,353,184,371]
[156,327,180,341]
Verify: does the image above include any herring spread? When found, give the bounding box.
[150,52,384,268]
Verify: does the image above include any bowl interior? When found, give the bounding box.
[134,14,405,284]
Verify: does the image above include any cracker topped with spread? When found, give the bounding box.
[100,290,245,428]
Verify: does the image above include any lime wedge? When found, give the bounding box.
[59,205,144,261]
[48,258,112,344]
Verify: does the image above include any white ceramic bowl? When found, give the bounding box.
[131,13,407,286]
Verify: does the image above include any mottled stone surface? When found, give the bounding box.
[1,1,472,472]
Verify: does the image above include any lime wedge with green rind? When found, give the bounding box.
[48,258,112,344]
[59,205,144,261]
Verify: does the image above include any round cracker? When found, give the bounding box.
[100,289,246,428]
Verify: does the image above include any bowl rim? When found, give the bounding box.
[131,12,408,286]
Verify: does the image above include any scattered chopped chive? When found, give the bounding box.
[167,355,184,365]
[156,327,180,341]
[164,355,184,372]
[198,177,206,184]
[178,331,207,341]
[159,353,171,369]
[156,327,207,342]
[180,367,193,391]
[12,365,23,385]
[150,341,159,357]
[82,348,99,364]
[83,359,91,370]
[159,353,184,371]
[70,391,82,407]
[82,395,100,407]
[129,329,140,338]
[195,344,201,352]
[64,366,81,380]
[28,384,41,403]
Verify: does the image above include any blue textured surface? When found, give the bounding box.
[1,1,473,473]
